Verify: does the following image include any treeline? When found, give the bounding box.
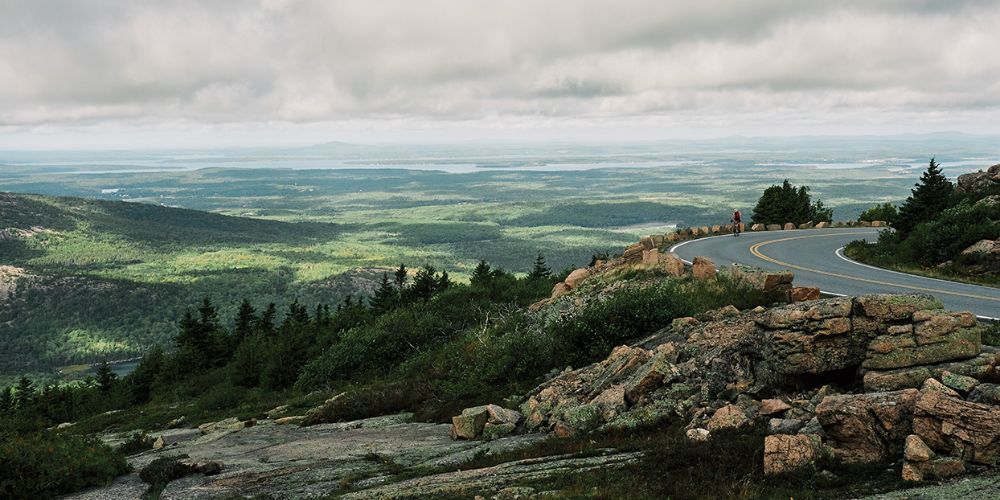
[847,159,999,279]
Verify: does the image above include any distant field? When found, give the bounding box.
[1,145,996,377]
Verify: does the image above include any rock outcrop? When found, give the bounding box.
[476,289,998,483]
[957,163,1000,194]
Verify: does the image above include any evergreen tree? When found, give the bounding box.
[175,297,228,371]
[528,252,552,280]
[95,361,117,394]
[436,270,452,291]
[0,386,12,413]
[410,266,439,300]
[393,264,408,290]
[126,345,164,405]
[285,300,310,325]
[258,303,277,336]
[14,375,34,409]
[233,299,257,344]
[470,260,492,288]
[897,158,955,236]
[198,297,220,328]
[370,273,398,313]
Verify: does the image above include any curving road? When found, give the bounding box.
[669,228,1000,320]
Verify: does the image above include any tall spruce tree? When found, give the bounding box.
[14,375,34,409]
[258,303,277,336]
[436,270,452,291]
[393,264,408,290]
[896,158,955,236]
[470,260,492,288]
[410,266,439,300]
[370,273,398,312]
[233,299,257,344]
[0,386,12,413]
[528,252,552,280]
[95,361,117,394]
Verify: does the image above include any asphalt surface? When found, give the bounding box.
[670,228,1000,320]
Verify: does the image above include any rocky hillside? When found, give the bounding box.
[68,241,1000,498]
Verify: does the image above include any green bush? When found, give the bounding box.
[858,203,898,224]
[118,431,155,456]
[0,432,129,498]
[898,200,998,266]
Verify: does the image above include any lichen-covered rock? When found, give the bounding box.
[707,404,750,431]
[764,434,821,475]
[912,390,1000,464]
[904,434,934,462]
[854,294,943,322]
[691,256,716,280]
[555,404,602,437]
[482,422,517,440]
[902,457,965,482]
[686,428,711,441]
[790,287,820,302]
[564,268,591,289]
[624,344,680,404]
[815,389,920,463]
[722,266,794,301]
[863,367,931,392]
[968,383,1000,405]
[940,370,980,393]
[865,329,981,370]
[768,418,805,435]
[452,408,489,440]
[760,399,792,416]
[956,163,1000,194]
[920,378,961,398]
[659,252,685,276]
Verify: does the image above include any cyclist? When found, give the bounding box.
[732,209,742,237]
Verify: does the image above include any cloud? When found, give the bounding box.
[1,0,999,141]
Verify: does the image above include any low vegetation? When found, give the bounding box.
[846,158,999,285]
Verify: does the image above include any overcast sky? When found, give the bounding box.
[1,0,999,149]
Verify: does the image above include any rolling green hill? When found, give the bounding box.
[0,193,373,376]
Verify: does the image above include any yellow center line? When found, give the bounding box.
[749,232,1000,302]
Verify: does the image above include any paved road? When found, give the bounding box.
[670,228,1000,320]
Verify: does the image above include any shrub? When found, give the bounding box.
[899,200,998,266]
[858,203,899,225]
[0,432,129,498]
[118,431,155,456]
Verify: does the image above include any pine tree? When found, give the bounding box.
[198,297,219,328]
[896,158,955,236]
[410,266,438,300]
[370,273,398,313]
[0,386,12,413]
[259,303,277,336]
[470,260,492,288]
[436,270,452,291]
[528,252,552,280]
[286,299,310,325]
[95,361,117,394]
[234,299,257,344]
[14,375,34,409]
[127,345,164,405]
[393,264,408,290]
